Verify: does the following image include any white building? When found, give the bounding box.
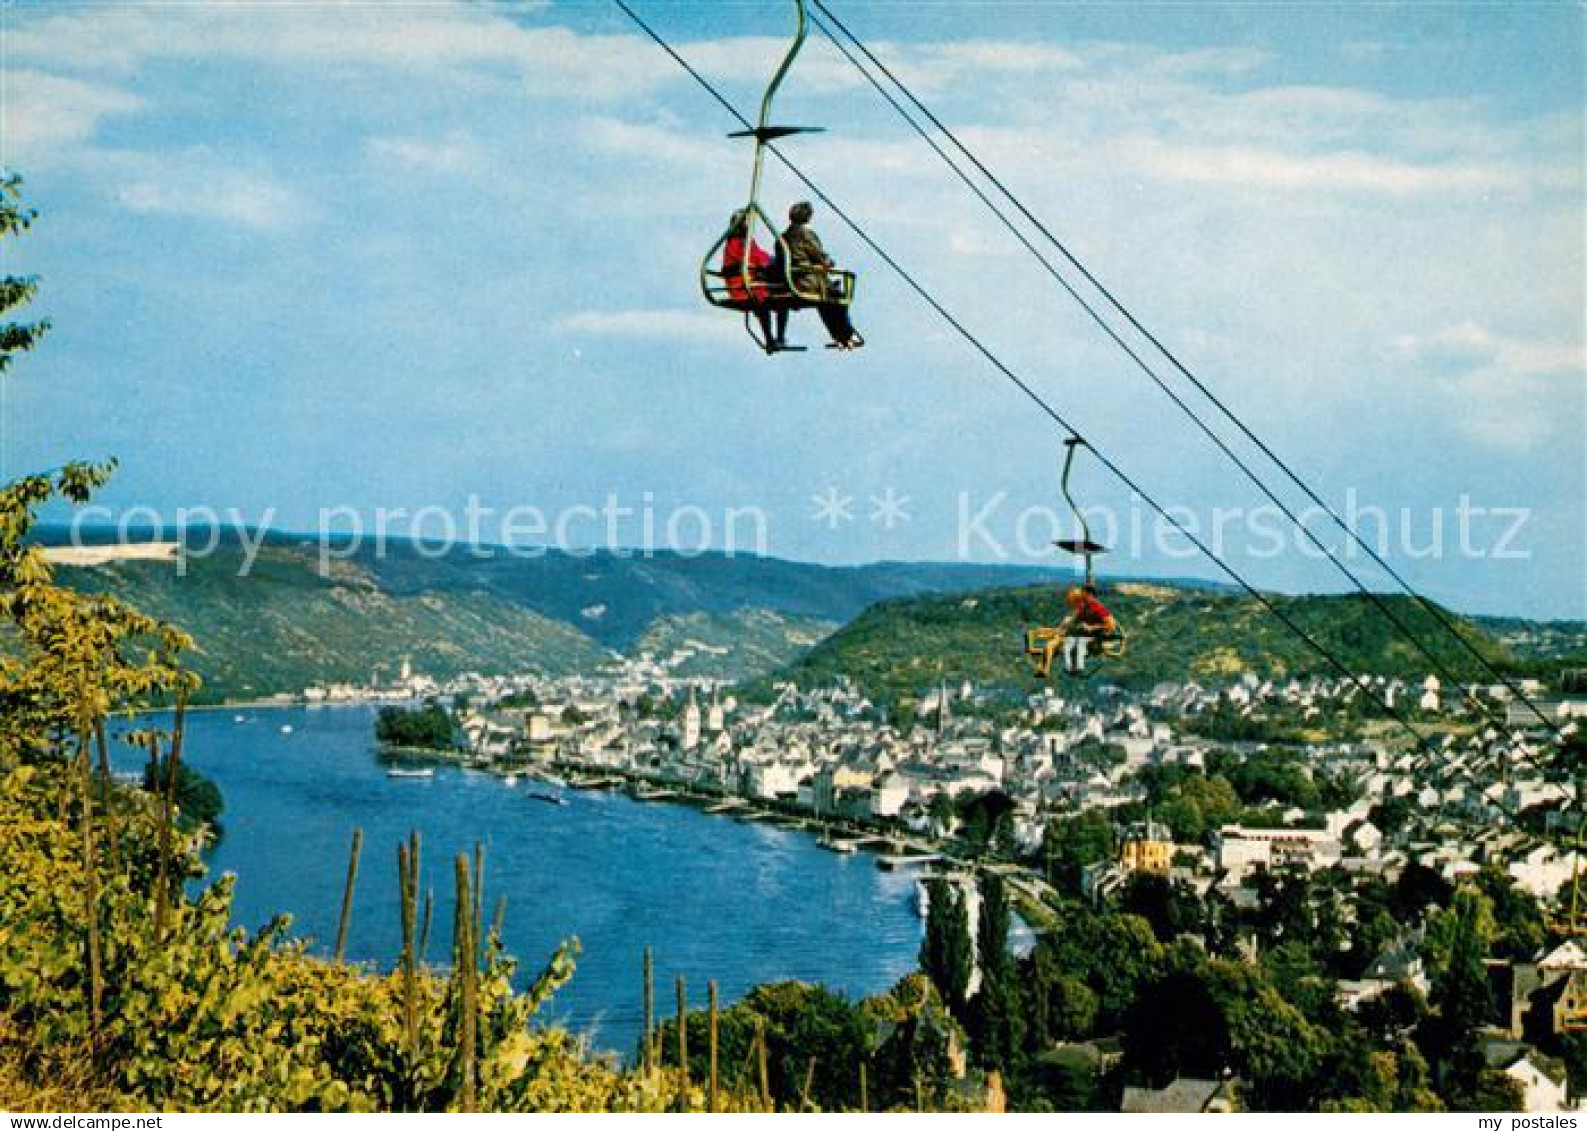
[1216,825,1341,876]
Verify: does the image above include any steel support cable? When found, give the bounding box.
[803,6,1547,763]
[611,0,1444,760]
[809,0,1565,746]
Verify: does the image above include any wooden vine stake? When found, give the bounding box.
[334,827,362,961]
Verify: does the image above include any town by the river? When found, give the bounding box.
[111,704,924,1059]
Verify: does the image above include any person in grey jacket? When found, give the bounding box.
[772,201,863,350]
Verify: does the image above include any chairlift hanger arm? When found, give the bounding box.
[1057,436,1106,583]
[740,0,813,226]
[757,0,809,136]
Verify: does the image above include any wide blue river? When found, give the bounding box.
[112,705,922,1057]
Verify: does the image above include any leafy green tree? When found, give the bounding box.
[1473,866,1544,961]
[1022,940,1097,1048]
[1318,1033,1444,1112]
[953,790,1015,856]
[1121,956,1230,1086]
[1085,914,1164,1026]
[970,873,1023,1071]
[1155,773,1243,843]
[1369,796,1415,837]
[1211,958,1332,1110]
[862,973,965,1111]
[1260,940,1338,1023]
[1043,809,1115,894]
[1421,887,1498,1105]
[740,982,869,1112]
[919,878,973,1023]
[1118,871,1202,942]
[1393,862,1453,919]
[1557,1031,1587,1100]
[375,702,458,750]
[142,755,224,833]
[0,175,49,375]
[1347,876,1404,976]
[1355,981,1429,1045]
[1012,1047,1104,1113]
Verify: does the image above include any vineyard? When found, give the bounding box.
[0,463,678,1110]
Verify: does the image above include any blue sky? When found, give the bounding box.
[2,0,1582,618]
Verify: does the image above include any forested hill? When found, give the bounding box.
[43,530,1546,707]
[44,530,1079,700]
[780,581,1518,708]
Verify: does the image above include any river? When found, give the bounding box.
[112,704,923,1057]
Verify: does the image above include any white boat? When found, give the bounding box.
[233,714,246,723]
[915,879,930,918]
[279,724,293,735]
[503,774,519,787]
[387,767,435,779]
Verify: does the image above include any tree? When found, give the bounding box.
[142,755,224,833]
[1118,872,1202,942]
[1260,940,1338,1024]
[1393,862,1453,919]
[738,982,869,1112]
[1317,1034,1444,1112]
[1422,887,1497,1105]
[1043,810,1115,895]
[863,974,965,1111]
[1023,944,1098,1048]
[1086,914,1164,1026]
[375,702,457,750]
[919,879,973,1023]
[1155,773,1243,844]
[1369,795,1415,837]
[1121,959,1230,1086]
[970,873,1023,1071]
[0,175,50,375]
[1473,866,1545,962]
[954,790,1017,857]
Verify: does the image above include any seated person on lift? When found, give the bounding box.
[720,209,776,345]
[772,201,863,351]
[1030,585,1120,677]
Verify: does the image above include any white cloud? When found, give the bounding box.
[579,116,726,169]
[1386,324,1585,452]
[557,309,737,344]
[6,3,663,98]
[1121,137,1524,197]
[366,132,492,178]
[0,69,142,157]
[113,155,303,231]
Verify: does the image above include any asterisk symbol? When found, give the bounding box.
[869,486,913,530]
[810,487,855,529]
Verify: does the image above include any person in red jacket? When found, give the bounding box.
[1060,584,1119,674]
[721,209,775,345]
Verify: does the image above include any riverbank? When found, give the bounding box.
[549,760,986,876]
[115,704,926,1056]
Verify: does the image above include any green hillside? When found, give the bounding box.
[63,545,614,701]
[44,528,1076,648]
[46,533,1082,700]
[633,609,838,679]
[51,534,1539,709]
[783,581,1517,709]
